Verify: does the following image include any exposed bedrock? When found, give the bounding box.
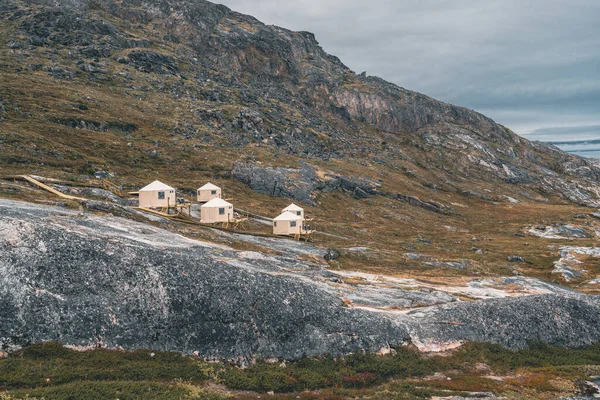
[232,161,381,204]
[405,294,600,352]
[0,200,407,361]
[1,200,600,361]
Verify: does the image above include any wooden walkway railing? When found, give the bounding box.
[2,175,124,201]
[19,175,86,201]
[100,179,126,197]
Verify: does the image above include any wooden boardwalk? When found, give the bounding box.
[2,175,129,200]
[236,208,274,222]
[12,175,87,201]
[134,207,311,241]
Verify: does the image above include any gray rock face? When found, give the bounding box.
[233,161,453,214]
[392,193,453,215]
[128,50,178,74]
[2,200,600,360]
[232,162,316,204]
[0,200,407,361]
[232,161,380,204]
[573,379,600,398]
[529,224,594,240]
[405,294,600,351]
[553,246,600,281]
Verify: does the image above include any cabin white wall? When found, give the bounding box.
[201,205,233,223]
[197,188,222,203]
[273,220,302,235]
[139,190,176,208]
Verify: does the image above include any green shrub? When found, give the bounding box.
[7,381,191,400]
[4,341,600,396]
[1,344,210,390]
[20,341,77,360]
[220,367,258,392]
[288,368,330,390]
[341,371,379,388]
[255,370,297,392]
[448,341,600,373]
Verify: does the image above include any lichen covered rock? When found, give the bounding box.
[2,200,600,360]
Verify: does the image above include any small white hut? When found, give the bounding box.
[197,182,222,203]
[201,198,234,224]
[273,211,303,236]
[282,203,304,219]
[138,180,176,209]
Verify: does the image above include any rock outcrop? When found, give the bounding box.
[405,294,600,351]
[232,161,381,204]
[2,200,600,360]
[2,0,600,363]
[0,200,407,361]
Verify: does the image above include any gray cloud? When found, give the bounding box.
[216,0,600,139]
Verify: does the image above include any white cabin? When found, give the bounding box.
[273,211,303,235]
[282,203,304,220]
[201,198,234,224]
[197,182,222,203]
[138,180,176,209]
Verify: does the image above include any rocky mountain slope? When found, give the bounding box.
[1,0,600,206]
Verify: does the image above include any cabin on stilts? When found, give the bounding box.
[138,180,176,209]
[273,211,303,236]
[274,203,315,240]
[200,198,234,224]
[197,182,222,203]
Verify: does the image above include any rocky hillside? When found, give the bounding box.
[1,0,600,207]
[3,0,600,365]
[2,199,600,361]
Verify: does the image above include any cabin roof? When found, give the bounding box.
[283,203,304,212]
[201,198,232,208]
[274,211,303,221]
[198,182,220,191]
[139,180,175,192]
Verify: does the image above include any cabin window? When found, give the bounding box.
[211,190,217,195]
[297,211,301,216]
[290,221,297,227]
[170,190,174,193]
[158,191,165,200]
[219,207,225,215]
[274,222,277,227]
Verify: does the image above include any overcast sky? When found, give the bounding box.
[216,0,600,140]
